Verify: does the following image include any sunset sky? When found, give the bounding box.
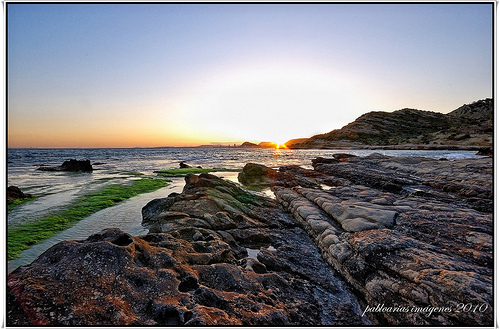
[7,3,493,148]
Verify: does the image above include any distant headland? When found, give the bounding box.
[216,98,492,150]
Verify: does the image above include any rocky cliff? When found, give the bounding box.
[7,154,493,326]
[287,98,492,149]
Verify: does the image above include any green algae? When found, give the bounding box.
[7,178,168,260]
[7,196,37,213]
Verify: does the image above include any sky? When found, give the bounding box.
[7,3,493,148]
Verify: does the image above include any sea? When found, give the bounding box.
[6,147,483,272]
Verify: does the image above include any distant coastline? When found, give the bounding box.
[211,143,488,151]
[221,98,492,152]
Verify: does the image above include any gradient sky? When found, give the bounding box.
[7,3,493,148]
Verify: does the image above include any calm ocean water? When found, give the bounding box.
[7,147,482,271]
[8,146,482,173]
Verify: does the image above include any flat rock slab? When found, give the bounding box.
[271,155,492,326]
[297,188,397,232]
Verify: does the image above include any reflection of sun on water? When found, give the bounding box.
[272,144,291,161]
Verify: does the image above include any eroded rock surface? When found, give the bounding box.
[266,154,492,326]
[312,153,492,212]
[8,173,369,326]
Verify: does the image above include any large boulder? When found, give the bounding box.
[60,159,93,172]
[237,163,333,189]
[237,163,277,187]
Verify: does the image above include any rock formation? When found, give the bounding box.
[255,154,492,325]
[238,142,260,148]
[7,173,369,326]
[38,159,93,172]
[7,186,33,202]
[7,154,493,326]
[237,142,286,149]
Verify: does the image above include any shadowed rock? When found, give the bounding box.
[7,186,33,202]
[476,147,493,157]
[38,159,93,172]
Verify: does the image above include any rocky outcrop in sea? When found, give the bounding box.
[37,159,93,172]
[7,154,492,326]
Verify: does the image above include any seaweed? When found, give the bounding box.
[7,178,168,260]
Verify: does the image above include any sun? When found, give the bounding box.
[176,61,369,147]
[274,141,289,149]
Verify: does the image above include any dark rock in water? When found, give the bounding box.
[311,153,357,165]
[238,163,277,186]
[8,174,369,326]
[60,159,93,172]
[179,161,191,168]
[38,159,93,172]
[7,186,32,202]
[476,147,493,157]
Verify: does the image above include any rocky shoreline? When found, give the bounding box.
[7,154,493,326]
